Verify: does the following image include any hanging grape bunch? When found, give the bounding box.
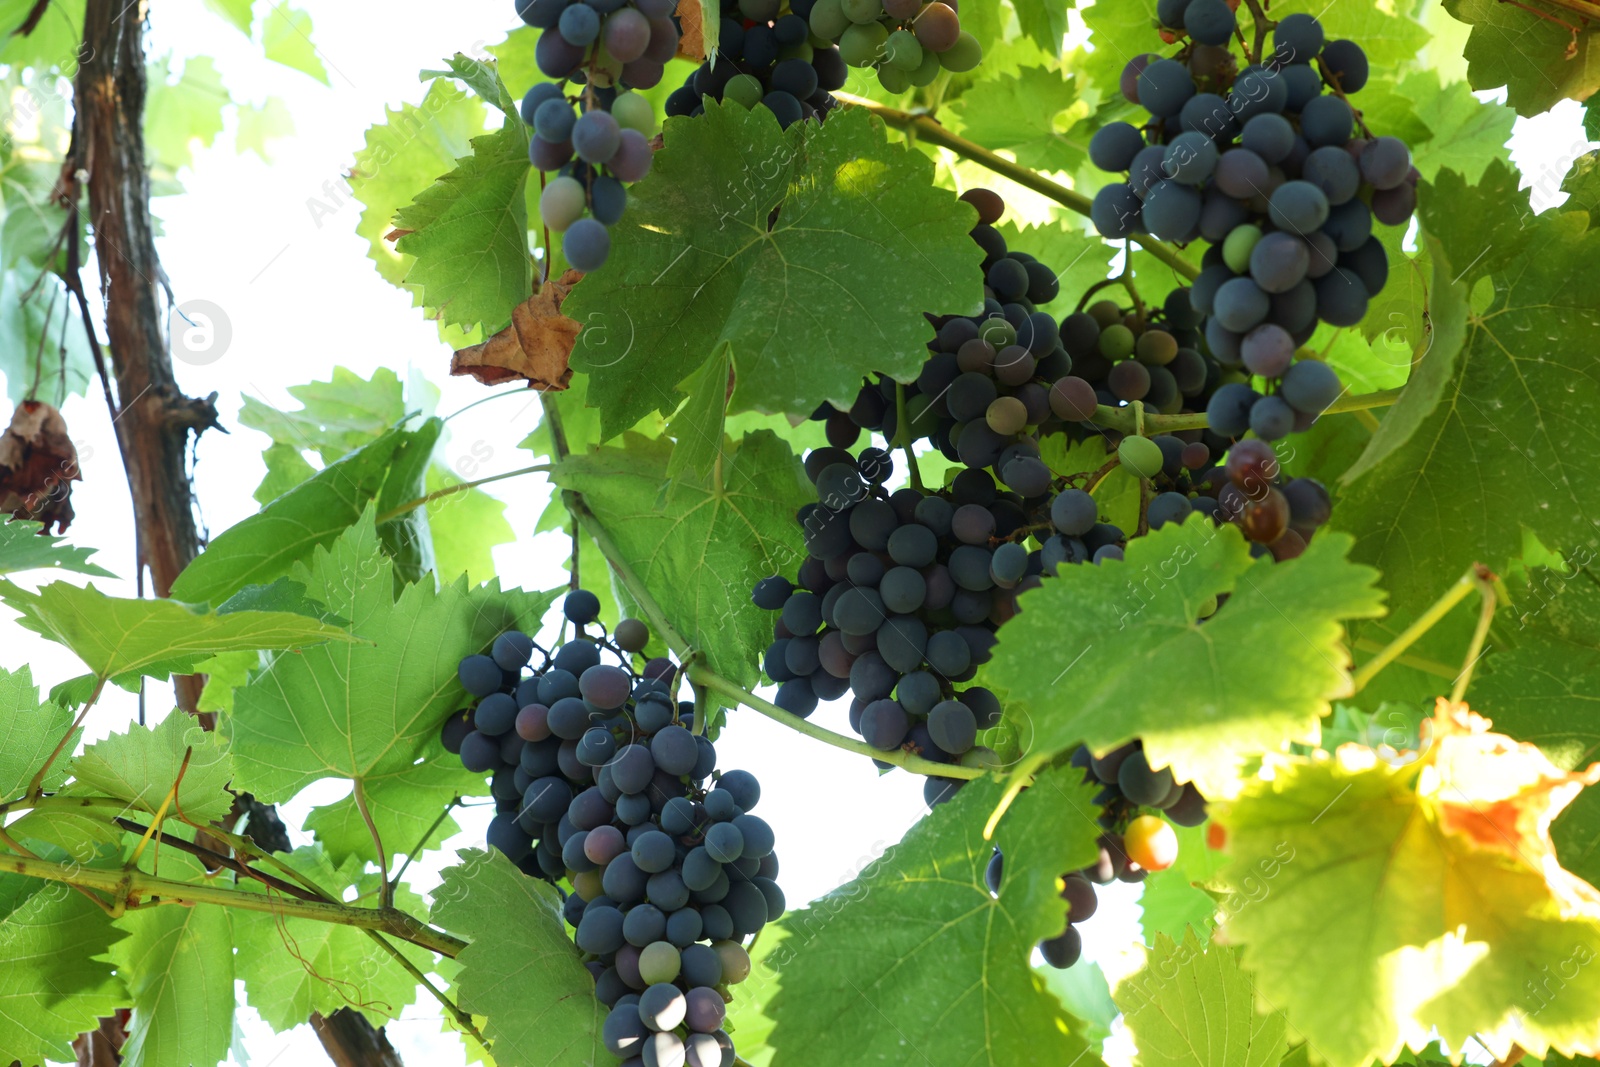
[1088,7,1414,432]
[514,0,680,271]
[802,0,982,90]
[442,589,780,1067]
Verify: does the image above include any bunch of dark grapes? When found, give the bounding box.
[982,741,1207,970]
[1089,8,1415,409]
[515,0,682,270]
[664,0,847,128]
[442,589,780,1067]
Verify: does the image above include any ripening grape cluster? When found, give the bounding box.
[441,589,780,1067]
[980,741,1205,970]
[514,0,680,271]
[1088,7,1415,416]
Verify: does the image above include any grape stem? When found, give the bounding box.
[1239,0,1272,65]
[893,381,926,492]
[1351,564,1493,693]
[1451,565,1500,704]
[1087,384,1403,435]
[830,93,1200,281]
[1073,275,1143,316]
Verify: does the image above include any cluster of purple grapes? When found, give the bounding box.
[1089,8,1416,404]
[441,589,779,1067]
[514,0,681,270]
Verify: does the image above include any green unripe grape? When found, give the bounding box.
[1098,324,1136,360]
[1118,435,1165,479]
[809,30,832,48]
[1136,329,1178,366]
[573,869,603,900]
[960,745,1003,771]
[779,41,815,61]
[611,91,655,135]
[937,30,982,72]
[540,176,588,232]
[713,941,752,984]
[977,316,1016,349]
[839,20,889,65]
[639,941,682,985]
[885,28,923,69]
[1087,300,1122,328]
[877,62,911,93]
[986,396,1029,435]
[724,74,765,109]
[841,0,883,24]
[1223,224,1262,274]
[809,0,851,40]
[905,392,934,431]
[908,45,943,86]
[1197,594,1219,619]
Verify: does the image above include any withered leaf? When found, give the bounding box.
[450,269,581,390]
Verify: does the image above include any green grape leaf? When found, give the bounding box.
[949,66,1089,175]
[261,4,329,83]
[144,56,229,177]
[255,440,319,506]
[0,518,111,577]
[424,464,516,585]
[431,848,604,1066]
[1215,731,1600,1067]
[113,856,235,1067]
[0,577,356,685]
[565,102,983,437]
[996,217,1117,315]
[1337,161,1600,627]
[66,711,236,822]
[552,430,810,688]
[1011,0,1070,56]
[200,0,253,34]
[348,80,486,288]
[1079,0,1158,104]
[1444,0,1600,116]
[0,665,74,800]
[1115,927,1289,1067]
[304,751,478,866]
[193,650,257,716]
[227,513,555,803]
[423,52,519,118]
[1358,208,1433,348]
[1274,0,1430,74]
[1472,567,1600,886]
[238,366,406,463]
[170,426,413,607]
[0,875,126,1065]
[1137,822,1228,945]
[234,846,428,1028]
[1404,70,1516,184]
[764,767,1106,1066]
[988,517,1385,799]
[0,269,95,404]
[1041,961,1119,1047]
[236,96,296,161]
[0,0,82,70]
[393,106,531,333]
[665,342,732,483]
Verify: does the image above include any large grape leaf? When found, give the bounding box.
[431,849,604,1067]
[0,665,74,799]
[1115,927,1289,1067]
[1443,0,1600,116]
[949,66,1089,175]
[552,430,809,688]
[0,875,126,1065]
[233,846,427,1029]
[0,577,356,685]
[227,514,555,804]
[0,519,112,578]
[1215,709,1600,1067]
[112,856,235,1067]
[393,67,531,334]
[763,767,1106,1066]
[564,102,984,436]
[65,711,236,822]
[304,750,479,866]
[144,56,229,177]
[1403,71,1516,184]
[1335,161,1600,628]
[348,80,487,288]
[169,426,413,607]
[987,517,1385,799]
[1472,566,1600,885]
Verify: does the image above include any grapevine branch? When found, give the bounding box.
[831,93,1200,282]
[540,398,979,780]
[1091,385,1404,435]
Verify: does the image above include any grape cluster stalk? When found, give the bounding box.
[442,589,780,1067]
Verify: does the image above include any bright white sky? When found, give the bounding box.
[0,1,1590,1063]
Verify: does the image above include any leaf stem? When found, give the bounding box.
[690,667,981,780]
[390,796,461,888]
[1352,565,1481,693]
[1349,638,1458,680]
[353,780,393,910]
[26,674,106,801]
[1450,566,1500,704]
[0,850,467,956]
[1088,385,1404,435]
[375,463,552,524]
[832,93,1200,281]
